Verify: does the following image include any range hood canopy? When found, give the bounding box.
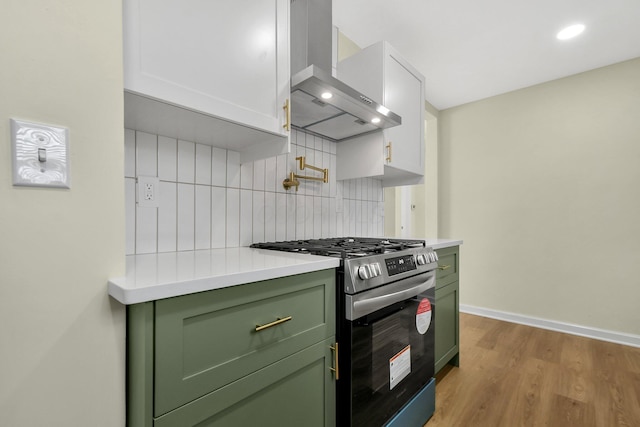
[290,0,401,141]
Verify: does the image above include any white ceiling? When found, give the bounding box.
[333,0,640,110]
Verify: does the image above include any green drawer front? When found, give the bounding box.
[435,246,459,289]
[154,270,335,416]
[154,337,337,427]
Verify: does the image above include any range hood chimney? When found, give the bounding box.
[290,0,401,141]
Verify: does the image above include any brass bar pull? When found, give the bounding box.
[283,99,291,131]
[255,316,292,332]
[330,342,339,380]
[386,142,392,163]
[438,264,451,271]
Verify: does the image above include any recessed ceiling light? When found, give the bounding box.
[320,92,333,99]
[557,24,585,40]
[371,117,381,124]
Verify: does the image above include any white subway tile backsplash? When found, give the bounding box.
[314,197,322,238]
[240,162,253,190]
[253,159,265,191]
[264,192,276,242]
[276,153,287,194]
[296,195,306,240]
[136,205,157,254]
[275,192,287,241]
[322,152,331,197]
[158,136,177,182]
[125,129,136,178]
[212,147,227,187]
[157,182,177,253]
[286,192,296,240]
[226,188,240,247]
[264,157,276,193]
[195,144,212,185]
[240,189,253,246]
[195,185,211,249]
[321,197,330,238]
[252,191,266,243]
[177,140,195,183]
[136,131,157,177]
[125,178,136,254]
[329,198,337,237]
[211,187,226,248]
[306,196,315,239]
[125,129,385,251]
[227,151,240,188]
[177,183,195,251]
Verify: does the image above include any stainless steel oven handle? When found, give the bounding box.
[345,272,435,320]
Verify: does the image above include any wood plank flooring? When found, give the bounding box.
[425,313,640,427]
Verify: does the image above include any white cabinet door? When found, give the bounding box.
[124,0,290,162]
[384,50,424,177]
[336,42,424,186]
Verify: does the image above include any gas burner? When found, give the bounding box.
[251,237,425,259]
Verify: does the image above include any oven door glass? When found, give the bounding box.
[350,286,435,427]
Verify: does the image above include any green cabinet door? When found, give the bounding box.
[126,269,337,427]
[434,280,459,373]
[154,337,337,427]
[435,246,460,374]
[154,270,335,416]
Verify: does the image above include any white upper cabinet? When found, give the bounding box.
[336,41,425,186]
[123,0,290,163]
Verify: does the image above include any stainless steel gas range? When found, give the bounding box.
[251,237,438,427]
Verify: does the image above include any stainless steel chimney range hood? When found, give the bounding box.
[290,0,401,141]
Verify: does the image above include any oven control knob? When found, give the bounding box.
[357,265,371,280]
[416,254,427,265]
[369,263,381,277]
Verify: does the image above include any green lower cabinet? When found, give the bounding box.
[154,338,336,427]
[127,269,337,427]
[434,246,460,374]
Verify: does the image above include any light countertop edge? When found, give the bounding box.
[422,238,463,250]
[108,248,341,305]
[108,240,462,305]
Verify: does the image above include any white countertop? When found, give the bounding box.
[108,239,462,305]
[108,248,340,305]
[422,238,463,250]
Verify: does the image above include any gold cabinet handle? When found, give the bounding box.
[255,316,292,332]
[386,142,392,163]
[283,98,291,131]
[438,264,451,271]
[330,342,339,380]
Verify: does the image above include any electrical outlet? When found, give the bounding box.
[137,176,160,207]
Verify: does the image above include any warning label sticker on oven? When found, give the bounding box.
[416,298,432,334]
[389,345,411,390]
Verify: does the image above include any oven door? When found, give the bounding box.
[342,271,436,427]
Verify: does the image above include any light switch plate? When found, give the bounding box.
[11,118,70,188]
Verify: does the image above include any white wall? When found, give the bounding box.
[0,1,125,426]
[125,129,385,252]
[439,58,640,336]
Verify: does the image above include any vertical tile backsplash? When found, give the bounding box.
[125,129,385,254]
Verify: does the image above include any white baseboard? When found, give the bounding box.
[459,304,640,348]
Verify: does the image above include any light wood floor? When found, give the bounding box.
[425,313,640,427]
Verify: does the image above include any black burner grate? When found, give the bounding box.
[251,237,425,258]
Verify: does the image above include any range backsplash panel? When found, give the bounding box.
[125,129,384,254]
